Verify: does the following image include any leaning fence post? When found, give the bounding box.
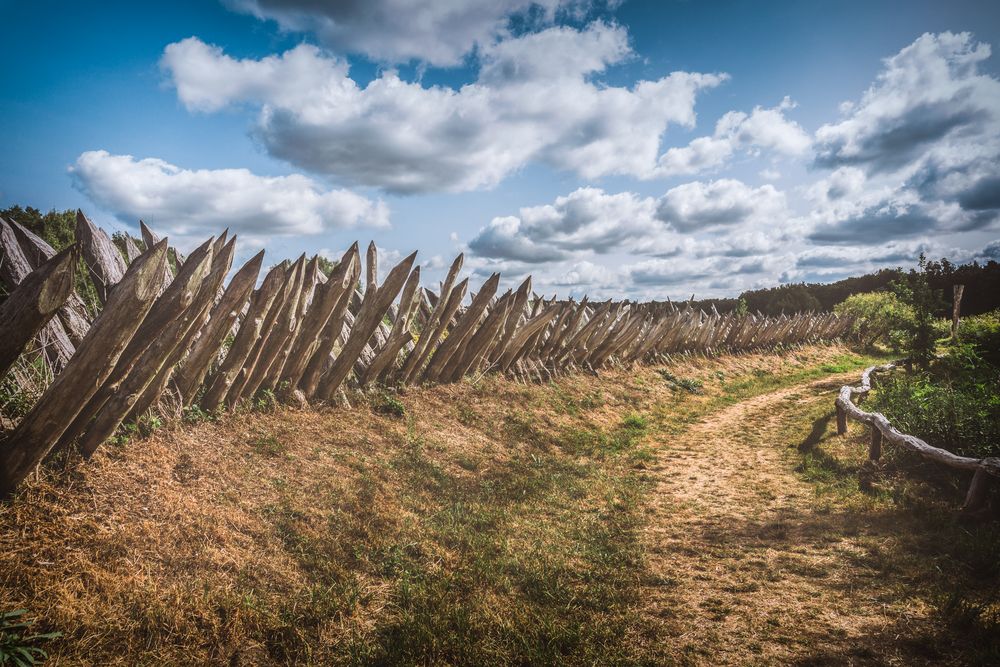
[836,402,847,435]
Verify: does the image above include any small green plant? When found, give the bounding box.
[137,414,163,439]
[0,609,61,666]
[253,389,278,413]
[657,370,703,393]
[372,392,406,418]
[248,430,285,457]
[182,404,215,424]
[621,413,647,431]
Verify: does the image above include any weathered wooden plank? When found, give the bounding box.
[316,250,417,399]
[228,256,305,404]
[361,265,422,386]
[422,273,500,383]
[6,217,92,344]
[74,243,217,456]
[75,209,127,305]
[445,289,514,382]
[200,261,287,411]
[239,255,309,399]
[55,239,216,451]
[173,248,264,405]
[1,216,76,371]
[397,254,463,383]
[126,237,237,421]
[0,244,78,379]
[140,220,184,285]
[0,239,168,497]
[298,255,362,399]
[282,244,359,391]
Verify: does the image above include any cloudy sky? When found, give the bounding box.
[2,0,999,299]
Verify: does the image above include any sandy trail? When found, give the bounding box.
[639,374,930,665]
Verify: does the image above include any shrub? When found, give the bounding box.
[893,255,945,369]
[871,346,1000,459]
[834,291,914,349]
[958,310,1000,367]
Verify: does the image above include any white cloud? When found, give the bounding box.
[70,150,389,237]
[655,179,787,232]
[468,180,789,265]
[468,186,661,261]
[805,32,1000,245]
[161,24,726,193]
[655,97,810,177]
[225,0,596,67]
[814,32,999,174]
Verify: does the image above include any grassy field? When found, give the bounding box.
[1,343,996,665]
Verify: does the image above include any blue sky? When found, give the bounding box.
[2,0,999,299]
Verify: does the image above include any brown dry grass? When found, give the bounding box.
[1,343,996,665]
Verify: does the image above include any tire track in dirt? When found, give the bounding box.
[638,373,930,665]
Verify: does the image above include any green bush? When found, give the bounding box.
[871,346,1000,459]
[834,291,914,349]
[958,310,1000,367]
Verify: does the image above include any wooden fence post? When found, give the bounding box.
[0,244,79,378]
[836,403,847,435]
[951,284,964,342]
[0,240,168,497]
[869,427,882,461]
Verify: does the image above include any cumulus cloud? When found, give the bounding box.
[655,179,787,232]
[814,32,998,173]
[655,97,810,176]
[225,0,601,67]
[469,187,660,261]
[161,24,726,193]
[804,32,1000,245]
[807,201,939,245]
[469,180,788,264]
[70,150,389,237]
[795,242,931,269]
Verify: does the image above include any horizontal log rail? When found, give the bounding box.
[835,364,1000,512]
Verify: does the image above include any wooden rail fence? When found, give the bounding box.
[835,364,1000,511]
[0,212,855,496]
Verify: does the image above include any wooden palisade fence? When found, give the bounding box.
[0,212,854,496]
[835,364,1000,511]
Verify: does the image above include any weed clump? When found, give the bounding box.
[0,609,61,666]
[657,369,703,393]
[372,391,406,417]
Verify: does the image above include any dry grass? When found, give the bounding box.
[2,343,994,665]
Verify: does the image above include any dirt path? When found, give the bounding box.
[640,373,931,665]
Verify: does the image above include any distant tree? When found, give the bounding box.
[316,255,337,277]
[1,205,76,250]
[893,254,945,369]
[2,205,101,314]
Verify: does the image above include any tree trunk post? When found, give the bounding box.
[836,403,847,435]
[951,284,964,342]
[961,464,993,513]
[869,426,882,461]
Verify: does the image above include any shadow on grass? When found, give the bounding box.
[676,502,1000,666]
[797,412,833,453]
